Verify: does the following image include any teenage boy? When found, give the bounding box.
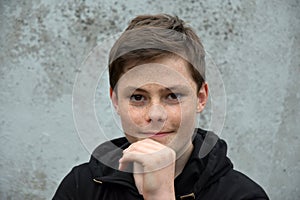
[53,14,269,200]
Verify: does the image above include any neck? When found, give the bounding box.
[174,142,194,178]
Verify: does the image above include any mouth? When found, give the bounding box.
[142,131,174,138]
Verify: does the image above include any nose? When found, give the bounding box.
[147,104,167,123]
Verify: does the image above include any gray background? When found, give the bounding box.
[0,0,299,199]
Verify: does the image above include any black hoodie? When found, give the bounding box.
[53,129,269,200]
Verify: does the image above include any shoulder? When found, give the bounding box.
[198,166,269,200]
[192,129,269,199]
[212,168,269,199]
[53,137,129,199]
[52,163,92,200]
[227,170,267,192]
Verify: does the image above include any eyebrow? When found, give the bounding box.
[167,85,191,91]
[123,85,191,93]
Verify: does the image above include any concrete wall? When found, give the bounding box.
[0,0,299,199]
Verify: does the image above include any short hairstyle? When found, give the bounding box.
[108,14,205,92]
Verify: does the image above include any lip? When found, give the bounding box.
[144,131,173,138]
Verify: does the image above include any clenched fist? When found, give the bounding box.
[119,138,176,200]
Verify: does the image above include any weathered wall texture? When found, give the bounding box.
[0,0,299,199]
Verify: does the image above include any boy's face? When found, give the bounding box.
[111,56,208,155]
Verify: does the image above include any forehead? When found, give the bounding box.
[116,57,197,91]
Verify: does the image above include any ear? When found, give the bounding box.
[196,82,208,113]
[110,87,119,114]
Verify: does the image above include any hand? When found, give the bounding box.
[119,138,176,200]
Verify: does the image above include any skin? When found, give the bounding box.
[110,56,208,200]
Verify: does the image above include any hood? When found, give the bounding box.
[195,129,233,190]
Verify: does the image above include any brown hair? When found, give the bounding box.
[108,14,205,91]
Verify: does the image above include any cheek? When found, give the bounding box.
[178,103,198,128]
[119,106,145,129]
[127,107,145,124]
[167,106,182,125]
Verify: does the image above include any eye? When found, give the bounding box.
[130,94,145,102]
[167,93,182,101]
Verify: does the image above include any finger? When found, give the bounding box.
[134,162,145,174]
[118,159,128,171]
[120,151,144,164]
[119,152,144,171]
[124,139,167,153]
